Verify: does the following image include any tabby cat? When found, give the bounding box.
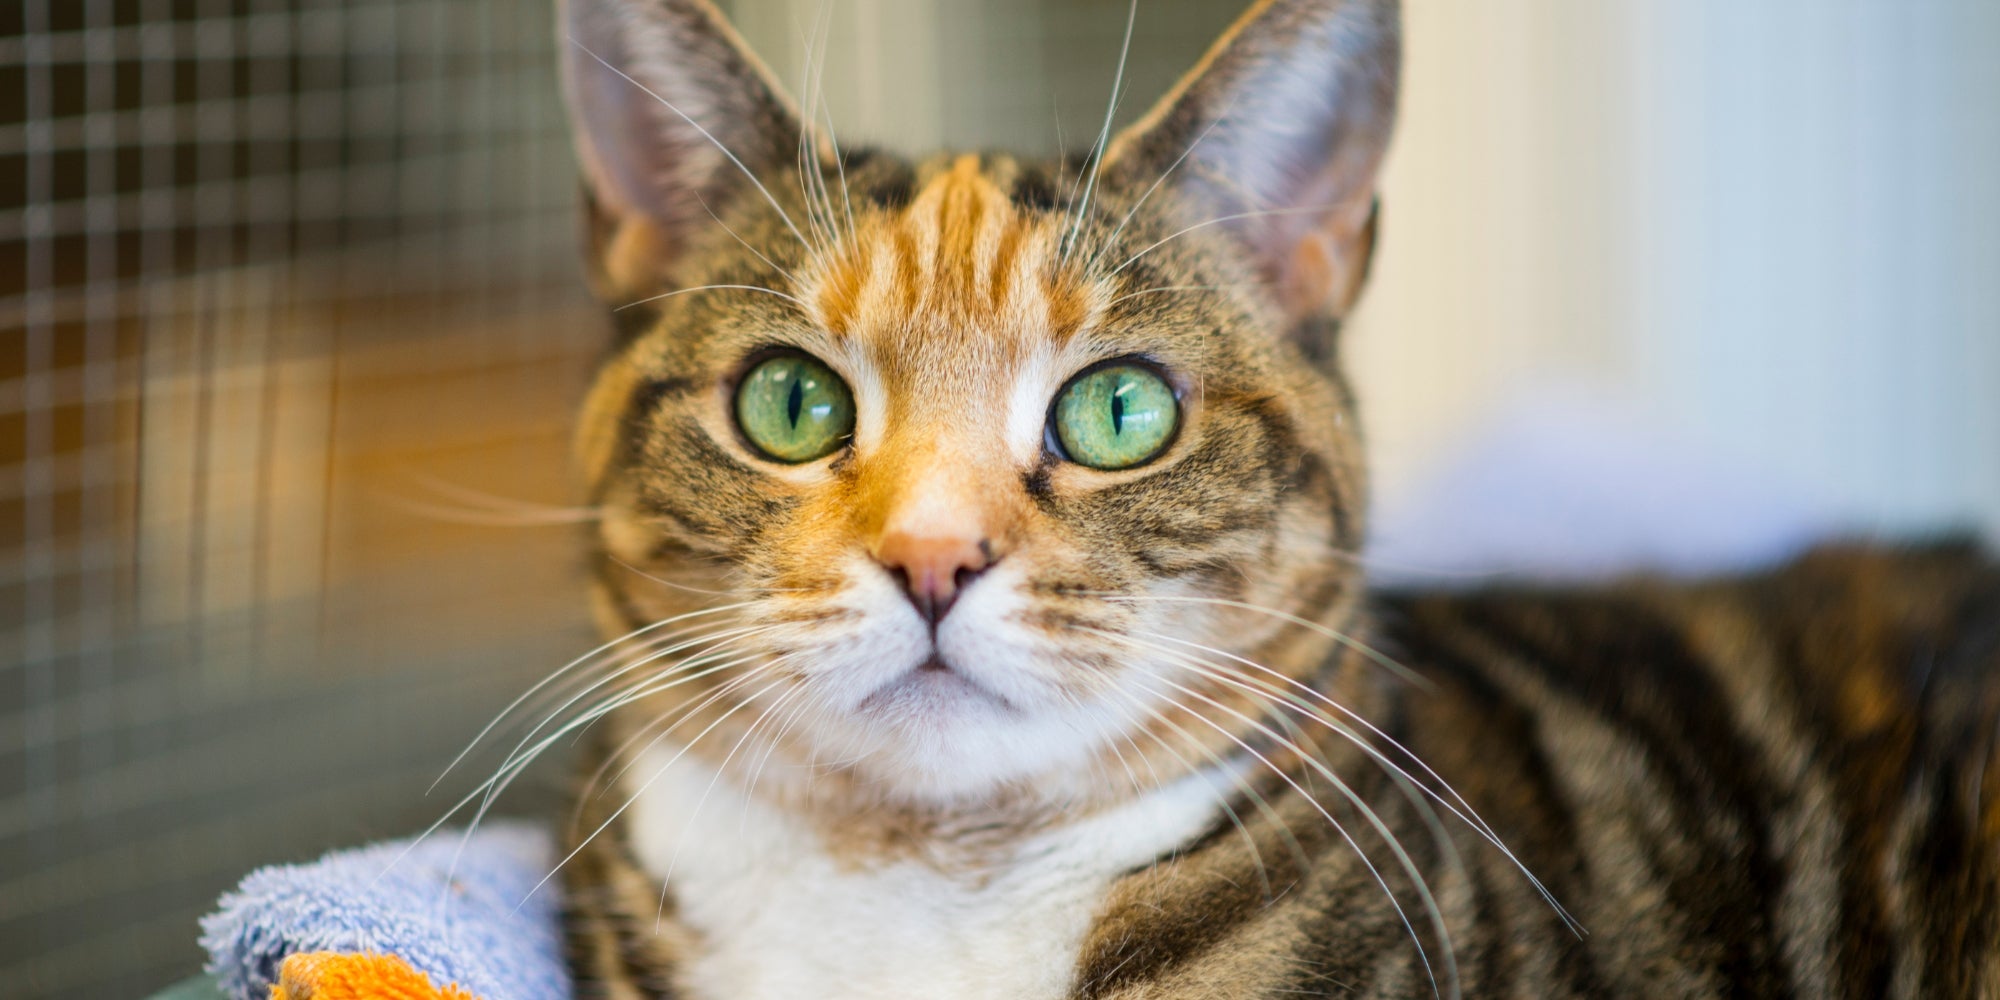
[549,0,2000,996]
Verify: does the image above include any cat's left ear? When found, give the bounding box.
[1103,0,1399,327]
[559,0,804,302]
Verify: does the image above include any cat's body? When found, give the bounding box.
[566,541,2000,999]
[547,0,2000,996]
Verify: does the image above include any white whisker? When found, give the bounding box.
[1105,593,1429,688]
[615,283,807,313]
[465,650,776,873]
[821,98,858,239]
[439,630,778,853]
[524,676,792,910]
[1083,112,1227,275]
[1125,669,1457,1000]
[429,603,758,796]
[391,623,763,895]
[1122,628,1579,932]
[1110,630,1480,942]
[1100,683,1300,899]
[608,555,809,599]
[1105,283,1254,309]
[488,625,777,785]
[740,681,823,823]
[657,681,808,922]
[590,657,784,801]
[1061,0,1139,263]
[695,191,800,284]
[805,2,848,245]
[1104,204,1344,280]
[386,471,602,526]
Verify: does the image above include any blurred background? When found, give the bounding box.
[3,0,1996,995]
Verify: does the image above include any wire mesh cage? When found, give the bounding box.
[2,1,605,994]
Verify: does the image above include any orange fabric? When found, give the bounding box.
[269,951,479,1000]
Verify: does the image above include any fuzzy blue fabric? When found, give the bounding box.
[198,822,572,1000]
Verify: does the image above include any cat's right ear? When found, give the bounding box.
[559,0,803,302]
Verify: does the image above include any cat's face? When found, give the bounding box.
[563,0,1397,805]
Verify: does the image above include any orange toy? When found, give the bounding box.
[270,951,480,1000]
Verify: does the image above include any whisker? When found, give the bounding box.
[429,603,758,796]
[386,470,602,526]
[1124,669,1457,1000]
[523,676,792,910]
[1037,678,1282,891]
[568,662,779,833]
[499,622,769,754]
[607,554,809,599]
[1094,698,1150,803]
[590,657,785,802]
[1123,628,1578,931]
[791,9,831,262]
[388,624,763,893]
[788,1,844,267]
[1099,683,1300,900]
[658,681,808,917]
[465,649,777,870]
[1109,630,1480,935]
[481,624,777,791]
[382,499,603,528]
[1104,204,1346,280]
[821,99,858,239]
[615,283,808,313]
[1104,283,1255,309]
[804,2,847,246]
[1061,0,1140,263]
[695,192,799,284]
[1104,593,1430,689]
[1105,624,1578,933]
[1082,112,1227,276]
[1130,628,1489,833]
[443,631,782,858]
[740,681,823,822]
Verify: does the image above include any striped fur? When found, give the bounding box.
[551,0,2000,996]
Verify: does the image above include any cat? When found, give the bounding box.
[547,0,2000,996]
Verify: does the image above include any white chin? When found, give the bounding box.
[857,663,1012,716]
[808,669,1105,804]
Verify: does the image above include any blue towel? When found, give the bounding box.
[199,821,573,1000]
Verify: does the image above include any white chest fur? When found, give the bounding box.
[624,749,1230,1000]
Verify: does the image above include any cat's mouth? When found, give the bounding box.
[856,655,1015,715]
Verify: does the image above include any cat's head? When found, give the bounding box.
[561,0,1398,805]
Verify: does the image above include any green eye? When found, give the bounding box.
[734,353,855,462]
[1052,362,1179,470]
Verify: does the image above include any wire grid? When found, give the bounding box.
[1,1,605,995]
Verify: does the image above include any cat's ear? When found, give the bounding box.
[1105,0,1398,326]
[559,0,803,301]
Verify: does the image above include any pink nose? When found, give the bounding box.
[874,531,995,626]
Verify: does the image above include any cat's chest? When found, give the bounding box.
[624,749,1229,1000]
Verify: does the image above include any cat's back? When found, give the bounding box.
[1375,540,2000,997]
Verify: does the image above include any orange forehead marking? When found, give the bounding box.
[806,155,1093,343]
[921,154,1004,304]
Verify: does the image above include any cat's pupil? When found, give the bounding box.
[787,378,804,429]
[1111,390,1125,435]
